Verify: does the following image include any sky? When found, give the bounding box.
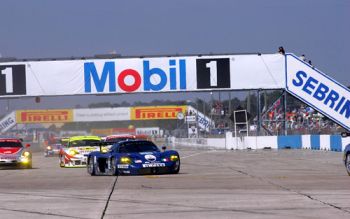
[0,0,349,114]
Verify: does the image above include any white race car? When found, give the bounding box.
[59,136,101,168]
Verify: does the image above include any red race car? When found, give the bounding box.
[0,138,32,169]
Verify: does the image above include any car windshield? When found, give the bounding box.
[69,140,100,147]
[0,141,23,147]
[119,142,159,153]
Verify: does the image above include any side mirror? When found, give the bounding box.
[161,146,166,151]
[25,144,31,148]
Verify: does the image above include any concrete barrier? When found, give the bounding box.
[175,134,347,152]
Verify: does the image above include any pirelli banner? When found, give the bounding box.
[16,109,73,124]
[14,106,187,124]
[0,54,285,97]
[131,105,187,120]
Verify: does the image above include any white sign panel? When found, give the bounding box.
[188,126,198,138]
[187,106,214,132]
[186,116,196,123]
[73,107,130,122]
[136,127,160,136]
[286,54,350,131]
[0,112,16,133]
[0,54,285,97]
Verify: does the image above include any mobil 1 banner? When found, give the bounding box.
[286,54,350,131]
[195,54,284,90]
[196,58,230,89]
[0,54,284,97]
[0,65,26,96]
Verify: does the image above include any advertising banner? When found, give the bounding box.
[286,54,350,131]
[187,106,214,132]
[73,107,130,122]
[131,105,187,120]
[0,54,285,97]
[0,112,16,133]
[16,109,73,124]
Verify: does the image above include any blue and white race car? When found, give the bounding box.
[87,140,180,175]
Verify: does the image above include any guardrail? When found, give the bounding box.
[174,133,347,152]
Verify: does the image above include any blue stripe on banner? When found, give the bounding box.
[330,135,342,152]
[277,135,302,149]
[310,135,320,150]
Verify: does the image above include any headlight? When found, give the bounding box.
[21,157,30,164]
[120,157,132,164]
[68,150,78,156]
[170,155,179,161]
[23,151,31,157]
[101,147,108,153]
[47,146,52,150]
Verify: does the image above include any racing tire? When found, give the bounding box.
[87,156,96,176]
[110,157,118,176]
[26,162,32,169]
[59,156,65,168]
[346,153,350,176]
[19,162,32,169]
[171,159,180,174]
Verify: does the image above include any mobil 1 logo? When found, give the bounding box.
[0,65,26,95]
[196,58,230,89]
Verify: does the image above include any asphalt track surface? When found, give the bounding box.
[0,146,349,219]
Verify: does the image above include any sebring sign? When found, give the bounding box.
[286,54,350,131]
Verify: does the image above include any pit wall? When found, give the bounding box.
[174,132,348,152]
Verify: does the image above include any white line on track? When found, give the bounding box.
[181,150,215,159]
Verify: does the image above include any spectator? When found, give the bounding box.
[308,60,314,68]
[278,46,285,55]
[300,54,306,61]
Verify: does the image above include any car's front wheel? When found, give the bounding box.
[87,156,96,176]
[26,161,32,169]
[171,159,180,174]
[59,155,65,168]
[110,157,118,176]
[19,161,32,169]
[346,153,350,176]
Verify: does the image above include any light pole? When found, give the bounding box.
[6,98,10,112]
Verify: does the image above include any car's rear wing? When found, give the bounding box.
[91,141,119,152]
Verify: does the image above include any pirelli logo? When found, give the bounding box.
[131,106,187,120]
[16,110,73,123]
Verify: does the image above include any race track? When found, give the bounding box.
[0,147,349,219]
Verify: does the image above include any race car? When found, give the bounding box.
[44,137,68,157]
[59,136,101,168]
[87,140,180,176]
[341,132,350,176]
[0,138,32,169]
